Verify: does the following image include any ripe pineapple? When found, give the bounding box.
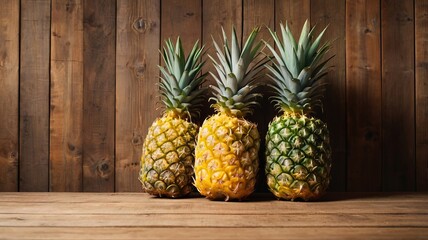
[264,20,333,201]
[139,38,207,198]
[194,27,266,201]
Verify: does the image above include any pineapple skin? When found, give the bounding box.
[139,113,198,198]
[265,113,331,201]
[194,113,260,201]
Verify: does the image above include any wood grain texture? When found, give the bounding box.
[115,0,160,192]
[243,0,275,192]
[346,0,382,191]
[1,227,427,240]
[381,0,415,191]
[202,0,242,119]
[83,0,116,192]
[275,0,310,35]
[161,0,201,51]
[50,0,84,192]
[19,0,51,192]
[416,0,428,191]
[311,0,346,191]
[202,0,242,76]
[0,0,19,191]
[0,193,427,239]
[2,213,428,228]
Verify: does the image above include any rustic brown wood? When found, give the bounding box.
[2,212,428,228]
[161,0,201,52]
[243,0,274,42]
[202,0,242,120]
[0,1,19,191]
[2,192,428,203]
[416,0,428,191]
[381,0,415,191]
[50,0,84,192]
[19,0,51,192]
[0,193,427,239]
[311,0,347,191]
[1,197,428,214]
[82,0,116,192]
[115,0,160,192]
[1,227,427,240]
[161,0,204,122]
[275,0,310,35]
[242,0,275,192]
[0,1,427,193]
[346,0,382,191]
[202,0,242,79]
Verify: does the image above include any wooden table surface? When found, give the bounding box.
[0,192,427,239]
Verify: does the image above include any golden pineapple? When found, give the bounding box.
[264,20,333,201]
[194,27,266,201]
[139,38,207,198]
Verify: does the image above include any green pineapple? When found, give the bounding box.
[139,38,207,198]
[264,20,333,201]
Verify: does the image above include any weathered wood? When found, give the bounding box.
[2,227,428,240]
[2,192,428,203]
[1,192,427,239]
[242,0,275,192]
[381,0,415,191]
[243,0,274,42]
[275,0,310,34]
[83,0,116,192]
[19,0,51,192]
[202,0,242,78]
[346,0,382,191]
[416,0,428,191]
[202,0,242,119]
[0,0,19,191]
[1,199,427,215]
[115,0,160,192]
[50,0,84,192]
[311,0,347,191]
[161,0,201,51]
[1,211,427,228]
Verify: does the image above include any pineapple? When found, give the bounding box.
[264,20,333,201]
[139,38,207,198]
[194,27,266,201]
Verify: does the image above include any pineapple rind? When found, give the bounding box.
[195,113,260,201]
[265,114,331,201]
[140,113,198,198]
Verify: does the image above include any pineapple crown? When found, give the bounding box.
[209,27,267,118]
[159,37,208,119]
[265,20,333,115]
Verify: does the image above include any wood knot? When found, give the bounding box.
[134,63,146,77]
[132,134,143,146]
[365,130,378,141]
[9,152,18,165]
[65,0,76,13]
[186,12,194,16]
[133,18,147,33]
[100,163,109,171]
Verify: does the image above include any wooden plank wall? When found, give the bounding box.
[0,0,427,192]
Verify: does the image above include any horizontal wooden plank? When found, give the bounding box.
[1,213,427,228]
[0,200,426,215]
[1,227,427,240]
[1,192,427,203]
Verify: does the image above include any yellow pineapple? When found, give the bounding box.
[139,38,207,198]
[194,27,266,201]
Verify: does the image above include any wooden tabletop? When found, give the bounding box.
[0,192,427,239]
